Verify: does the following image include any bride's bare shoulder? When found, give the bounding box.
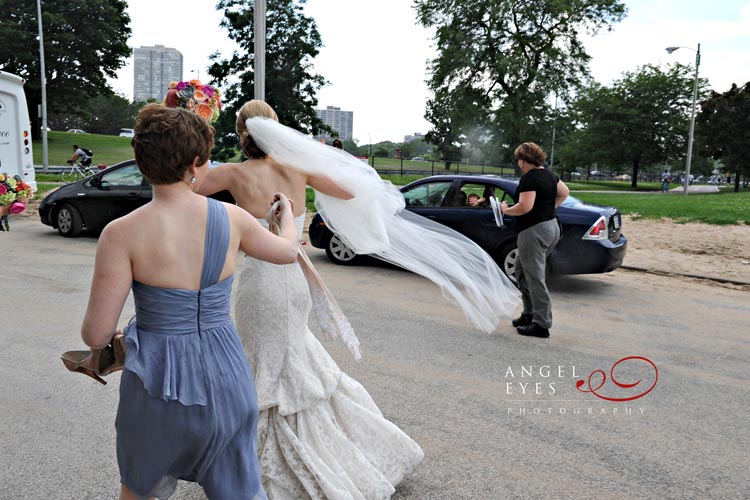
[267,158,306,179]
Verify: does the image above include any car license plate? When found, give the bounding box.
[613,215,620,229]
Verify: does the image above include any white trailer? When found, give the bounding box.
[0,71,36,191]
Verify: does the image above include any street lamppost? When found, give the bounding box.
[254,0,266,100]
[549,93,558,173]
[37,0,49,173]
[368,133,373,167]
[666,43,701,195]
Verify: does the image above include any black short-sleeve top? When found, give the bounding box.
[515,168,559,233]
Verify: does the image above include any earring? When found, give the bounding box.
[190,176,196,184]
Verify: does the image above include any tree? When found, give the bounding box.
[86,94,141,134]
[0,0,131,138]
[559,64,704,187]
[696,82,750,192]
[46,93,139,133]
[415,0,626,161]
[209,0,328,160]
[424,87,464,169]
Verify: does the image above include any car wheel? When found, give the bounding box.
[325,234,360,265]
[498,242,519,284]
[56,204,83,237]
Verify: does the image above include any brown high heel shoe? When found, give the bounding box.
[61,333,126,385]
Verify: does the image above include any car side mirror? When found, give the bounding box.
[90,176,102,187]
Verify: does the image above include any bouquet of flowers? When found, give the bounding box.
[164,80,222,123]
[0,173,34,214]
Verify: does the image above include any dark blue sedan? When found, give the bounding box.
[308,174,627,280]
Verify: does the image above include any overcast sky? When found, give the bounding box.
[109,0,750,144]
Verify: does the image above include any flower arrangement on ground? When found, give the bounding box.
[0,173,34,215]
[164,80,222,123]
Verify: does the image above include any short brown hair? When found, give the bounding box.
[236,100,279,159]
[514,142,547,167]
[132,104,215,185]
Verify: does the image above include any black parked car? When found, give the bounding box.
[39,159,233,237]
[308,174,627,280]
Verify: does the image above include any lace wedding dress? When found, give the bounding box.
[235,212,424,500]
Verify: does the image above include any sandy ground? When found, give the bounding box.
[621,215,750,286]
[12,202,750,287]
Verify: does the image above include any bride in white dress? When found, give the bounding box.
[199,100,426,499]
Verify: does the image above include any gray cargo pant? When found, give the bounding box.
[515,219,560,329]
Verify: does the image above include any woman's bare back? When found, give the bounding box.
[226,159,309,218]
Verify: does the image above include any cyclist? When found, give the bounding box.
[660,169,671,193]
[69,145,92,167]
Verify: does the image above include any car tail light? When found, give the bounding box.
[582,216,608,240]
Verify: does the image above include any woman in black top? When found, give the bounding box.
[500,142,569,338]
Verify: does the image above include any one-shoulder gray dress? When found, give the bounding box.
[116,198,267,500]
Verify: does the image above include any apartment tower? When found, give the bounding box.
[316,106,354,141]
[133,45,183,102]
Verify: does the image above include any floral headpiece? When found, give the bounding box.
[0,173,34,214]
[164,80,222,123]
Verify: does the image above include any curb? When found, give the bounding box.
[620,265,750,286]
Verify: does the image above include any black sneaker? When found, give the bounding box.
[516,323,550,338]
[512,313,533,327]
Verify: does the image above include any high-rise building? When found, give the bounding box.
[404,132,425,143]
[316,106,353,141]
[133,45,183,102]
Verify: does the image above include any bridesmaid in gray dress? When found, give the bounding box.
[79,104,299,500]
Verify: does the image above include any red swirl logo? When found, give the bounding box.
[576,356,658,402]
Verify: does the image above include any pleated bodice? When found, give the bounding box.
[131,277,234,334]
[123,197,238,407]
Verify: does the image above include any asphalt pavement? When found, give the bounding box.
[2,220,748,499]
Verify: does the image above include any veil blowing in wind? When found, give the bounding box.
[246,117,521,333]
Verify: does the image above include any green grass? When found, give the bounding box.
[380,174,425,186]
[35,173,62,182]
[33,131,134,166]
[306,187,316,212]
[567,180,662,191]
[371,157,515,176]
[573,190,750,225]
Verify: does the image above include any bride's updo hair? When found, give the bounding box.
[236,100,279,159]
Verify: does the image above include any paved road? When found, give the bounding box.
[1,220,748,499]
[570,185,721,194]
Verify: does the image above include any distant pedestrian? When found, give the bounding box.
[332,138,343,149]
[0,203,9,231]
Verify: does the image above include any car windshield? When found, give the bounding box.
[99,164,145,187]
[403,181,452,207]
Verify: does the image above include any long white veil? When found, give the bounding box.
[246,117,521,333]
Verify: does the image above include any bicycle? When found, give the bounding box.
[61,159,97,183]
